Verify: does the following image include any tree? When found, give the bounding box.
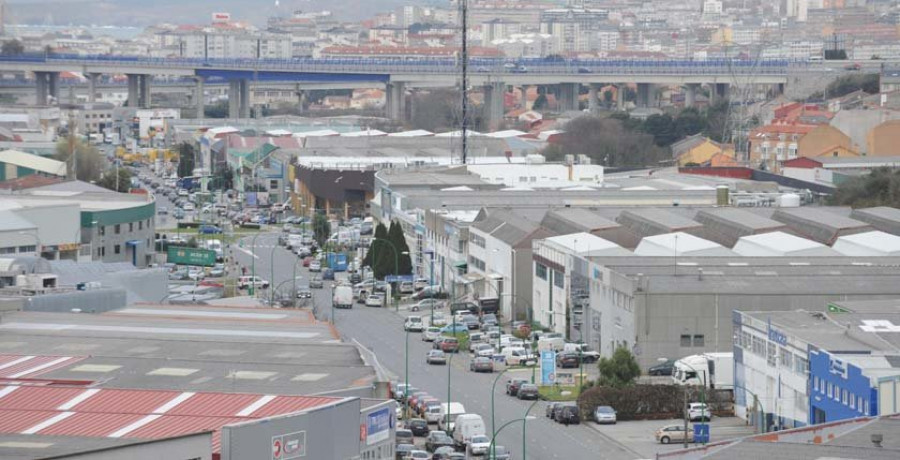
[212,164,234,191]
[703,99,731,142]
[204,100,229,118]
[597,347,641,388]
[312,212,331,247]
[54,137,103,183]
[674,108,705,138]
[532,94,548,110]
[641,113,678,147]
[362,223,389,274]
[825,73,880,97]
[97,167,132,193]
[387,220,413,275]
[830,167,900,208]
[1,40,24,56]
[541,115,668,167]
[176,142,196,178]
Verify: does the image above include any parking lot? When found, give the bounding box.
[587,416,757,458]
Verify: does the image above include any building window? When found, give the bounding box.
[842,389,848,404]
[752,336,766,357]
[139,221,143,230]
[693,334,705,347]
[780,347,793,369]
[767,342,777,367]
[100,247,105,257]
[115,224,121,234]
[827,382,833,398]
[536,263,548,280]
[99,226,105,236]
[849,393,855,409]
[553,270,564,288]
[795,356,808,375]
[858,396,864,413]
[813,376,819,392]
[833,384,840,400]
[0,247,15,254]
[129,222,133,232]
[680,334,692,347]
[468,256,485,271]
[19,245,36,253]
[114,245,121,255]
[864,400,869,414]
[470,234,486,248]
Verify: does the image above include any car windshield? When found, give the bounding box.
[471,435,489,443]
[597,406,614,413]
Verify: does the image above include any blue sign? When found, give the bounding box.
[693,423,710,443]
[540,350,557,385]
[767,318,788,346]
[246,192,258,207]
[365,407,391,446]
[384,275,414,283]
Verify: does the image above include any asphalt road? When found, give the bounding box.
[240,237,642,460]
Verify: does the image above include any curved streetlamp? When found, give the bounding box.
[488,402,538,460]
[659,357,707,448]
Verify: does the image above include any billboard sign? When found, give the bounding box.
[212,12,231,23]
[365,407,392,445]
[246,192,258,207]
[540,350,557,385]
[271,431,306,460]
[167,246,216,267]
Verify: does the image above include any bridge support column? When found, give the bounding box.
[87,73,100,103]
[483,81,506,131]
[558,83,579,112]
[194,76,205,118]
[127,74,140,108]
[616,84,626,111]
[34,72,49,106]
[228,80,240,118]
[385,82,406,121]
[713,83,729,103]
[239,79,250,118]
[47,72,59,104]
[518,85,528,109]
[636,83,652,108]
[684,83,700,108]
[588,84,601,114]
[138,74,151,108]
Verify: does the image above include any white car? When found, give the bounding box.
[430,312,448,327]
[472,343,495,358]
[365,294,384,308]
[186,267,205,281]
[183,202,195,211]
[309,261,321,272]
[467,434,492,456]
[404,316,425,332]
[422,327,442,342]
[688,402,710,421]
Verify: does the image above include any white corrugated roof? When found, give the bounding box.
[0,150,66,176]
[265,129,293,136]
[387,129,434,137]
[832,231,900,256]
[544,232,631,256]
[0,210,36,232]
[635,232,735,256]
[292,129,340,138]
[732,231,840,257]
[435,130,484,138]
[340,129,387,137]
[485,130,528,138]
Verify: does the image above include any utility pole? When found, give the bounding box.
[459,0,468,164]
[68,109,77,180]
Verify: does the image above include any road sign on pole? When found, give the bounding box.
[167,246,216,267]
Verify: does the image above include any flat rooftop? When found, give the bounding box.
[0,305,374,395]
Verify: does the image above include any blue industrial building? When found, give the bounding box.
[734,299,900,431]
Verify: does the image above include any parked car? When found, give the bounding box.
[488,446,510,460]
[472,343,495,358]
[545,402,562,418]
[208,263,225,278]
[439,337,460,353]
[506,379,529,396]
[407,450,429,460]
[199,225,223,234]
[469,357,494,373]
[238,276,269,289]
[309,277,323,289]
[427,350,447,365]
[688,402,711,421]
[422,327,442,342]
[655,424,693,444]
[399,281,415,294]
[395,443,415,459]
[411,298,444,312]
[467,434,492,456]
[517,383,539,400]
[440,324,468,334]
[396,429,414,445]
[649,359,675,376]
[553,405,581,424]
[407,418,429,436]
[431,446,457,460]
[425,431,454,453]
[430,312,448,327]
[594,405,617,424]
[556,352,581,369]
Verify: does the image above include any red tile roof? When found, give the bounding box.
[0,384,341,454]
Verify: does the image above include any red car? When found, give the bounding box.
[302,257,313,267]
[440,337,459,353]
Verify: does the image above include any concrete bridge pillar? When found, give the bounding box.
[239,79,250,118]
[636,83,652,108]
[557,83,579,112]
[138,75,152,108]
[712,83,730,103]
[194,76,205,118]
[483,81,506,131]
[34,72,49,105]
[228,80,241,118]
[47,72,59,104]
[518,85,528,109]
[684,83,700,108]
[616,84,626,111]
[127,74,140,108]
[588,84,601,114]
[385,82,406,121]
[87,73,100,103]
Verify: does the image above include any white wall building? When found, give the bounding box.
[466,162,604,188]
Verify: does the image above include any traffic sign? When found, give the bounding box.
[167,246,216,267]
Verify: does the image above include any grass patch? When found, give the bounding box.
[539,385,582,401]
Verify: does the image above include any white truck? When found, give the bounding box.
[672,352,733,389]
[437,402,466,432]
[452,414,486,450]
[332,284,354,309]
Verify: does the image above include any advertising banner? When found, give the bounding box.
[365,407,392,445]
[540,350,557,385]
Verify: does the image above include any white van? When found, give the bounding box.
[437,402,466,432]
[452,414,486,449]
[501,347,535,366]
[425,403,443,423]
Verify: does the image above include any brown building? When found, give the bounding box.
[867,119,900,156]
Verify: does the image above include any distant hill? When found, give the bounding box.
[6,0,437,27]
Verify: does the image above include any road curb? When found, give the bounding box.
[585,421,648,459]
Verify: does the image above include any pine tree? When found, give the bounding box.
[362,223,388,271]
[388,220,413,275]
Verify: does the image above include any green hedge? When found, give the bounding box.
[577,384,733,421]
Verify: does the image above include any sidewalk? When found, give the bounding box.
[585,416,758,459]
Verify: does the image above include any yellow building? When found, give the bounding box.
[672,134,735,167]
[797,125,858,158]
[867,120,900,156]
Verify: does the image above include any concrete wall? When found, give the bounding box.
[53,432,211,460]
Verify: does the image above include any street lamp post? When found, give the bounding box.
[660,357,708,448]
[249,232,264,296]
[490,367,510,440]
[404,325,410,422]
[445,316,457,434]
[269,242,280,305]
[291,254,304,307]
[488,407,538,460]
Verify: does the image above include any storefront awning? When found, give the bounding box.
[453,261,468,269]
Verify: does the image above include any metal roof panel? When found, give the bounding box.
[72,389,182,414]
[38,412,145,437]
[165,392,261,417]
